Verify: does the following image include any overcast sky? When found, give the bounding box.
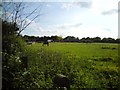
[13,0,119,39]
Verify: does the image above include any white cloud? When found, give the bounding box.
[61,3,74,10]
[22,0,118,39]
[55,23,82,29]
[102,9,119,15]
[61,0,92,10]
[91,0,119,14]
[75,0,92,8]
[22,21,117,39]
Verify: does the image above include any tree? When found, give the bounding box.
[2,1,44,89]
[2,1,43,37]
[51,35,63,42]
[2,20,25,89]
[92,37,101,42]
[116,38,120,43]
[80,37,92,43]
[2,20,19,54]
[63,36,79,42]
[102,38,115,43]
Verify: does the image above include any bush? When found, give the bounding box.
[2,20,27,89]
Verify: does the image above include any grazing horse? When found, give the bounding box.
[42,40,49,46]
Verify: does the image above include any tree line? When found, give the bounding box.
[23,35,120,43]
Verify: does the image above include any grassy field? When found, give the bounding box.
[42,42,118,58]
[23,42,119,89]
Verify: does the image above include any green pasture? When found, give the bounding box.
[29,42,118,58]
[24,42,119,88]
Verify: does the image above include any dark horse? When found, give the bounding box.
[42,40,49,46]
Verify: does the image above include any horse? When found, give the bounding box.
[42,40,49,46]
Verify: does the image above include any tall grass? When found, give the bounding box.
[17,42,119,89]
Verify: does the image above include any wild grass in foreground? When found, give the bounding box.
[14,42,119,89]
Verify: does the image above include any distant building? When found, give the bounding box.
[27,41,35,45]
[47,39,53,42]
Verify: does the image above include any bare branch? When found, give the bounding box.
[2,2,44,38]
[17,14,40,37]
[21,3,43,24]
[18,2,44,34]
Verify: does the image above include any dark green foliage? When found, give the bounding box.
[23,35,63,42]
[2,20,27,89]
[2,21,18,36]
[23,35,120,43]
[63,36,79,42]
